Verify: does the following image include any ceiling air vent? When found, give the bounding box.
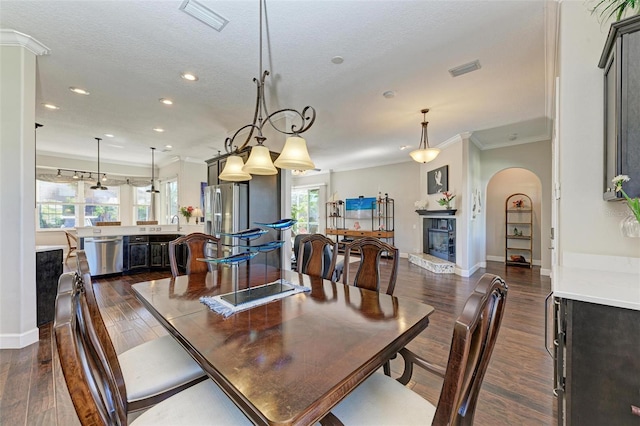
[449,60,481,77]
[179,0,229,32]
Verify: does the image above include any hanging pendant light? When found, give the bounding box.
[410,109,440,164]
[219,0,316,181]
[146,147,160,193]
[219,155,252,181]
[90,138,108,190]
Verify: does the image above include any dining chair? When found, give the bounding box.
[63,230,78,264]
[54,290,252,425]
[168,232,222,277]
[296,234,339,281]
[73,251,208,413]
[342,236,399,295]
[325,273,509,426]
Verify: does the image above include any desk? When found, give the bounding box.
[132,268,434,425]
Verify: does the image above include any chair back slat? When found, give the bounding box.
[169,233,222,277]
[343,237,399,295]
[297,234,338,281]
[434,273,508,426]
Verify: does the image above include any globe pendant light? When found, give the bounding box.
[90,137,108,190]
[410,108,440,164]
[219,155,252,181]
[146,147,160,193]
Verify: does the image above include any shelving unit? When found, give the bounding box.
[325,195,395,251]
[505,193,532,268]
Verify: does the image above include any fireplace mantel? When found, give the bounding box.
[415,209,457,216]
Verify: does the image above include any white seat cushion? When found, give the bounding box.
[118,335,205,402]
[330,372,436,425]
[132,379,251,425]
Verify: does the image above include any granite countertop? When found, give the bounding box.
[553,252,640,311]
[75,224,205,238]
[36,245,66,252]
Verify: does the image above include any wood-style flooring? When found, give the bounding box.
[0,261,555,425]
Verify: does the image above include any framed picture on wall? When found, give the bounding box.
[427,165,448,194]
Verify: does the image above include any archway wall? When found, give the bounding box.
[486,169,543,265]
[480,139,552,274]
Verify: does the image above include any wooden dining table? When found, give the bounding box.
[132,265,434,426]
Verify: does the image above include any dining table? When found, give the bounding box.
[132,265,434,425]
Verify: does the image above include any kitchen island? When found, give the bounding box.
[551,253,640,425]
[76,224,204,276]
[35,245,65,326]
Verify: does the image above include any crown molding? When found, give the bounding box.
[0,29,51,55]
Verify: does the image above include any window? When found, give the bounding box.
[164,178,178,224]
[291,187,319,235]
[133,185,152,222]
[36,179,121,229]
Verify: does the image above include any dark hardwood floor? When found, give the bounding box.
[0,260,555,425]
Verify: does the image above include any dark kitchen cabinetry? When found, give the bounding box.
[552,297,640,425]
[599,15,640,200]
[123,234,180,272]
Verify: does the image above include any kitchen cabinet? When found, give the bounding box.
[599,14,640,199]
[124,235,149,271]
[552,297,640,425]
[149,235,179,268]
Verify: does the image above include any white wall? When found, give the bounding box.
[466,138,485,275]
[480,139,552,273]
[486,168,543,264]
[0,46,38,348]
[558,2,640,260]
[159,158,207,222]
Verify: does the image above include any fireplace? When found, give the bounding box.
[423,218,456,262]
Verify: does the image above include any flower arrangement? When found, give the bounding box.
[437,191,455,209]
[613,175,640,223]
[180,206,194,222]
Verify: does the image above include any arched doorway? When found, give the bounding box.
[485,168,543,268]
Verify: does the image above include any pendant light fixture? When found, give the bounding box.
[410,109,440,164]
[219,0,316,182]
[90,137,108,190]
[146,147,160,193]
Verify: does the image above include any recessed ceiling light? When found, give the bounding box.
[153,127,165,133]
[165,144,173,149]
[104,133,114,138]
[181,72,198,81]
[399,145,410,151]
[159,98,173,105]
[42,103,60,110]
[69,87,90,95]
[382,90,396,99]
[331,56,344,64]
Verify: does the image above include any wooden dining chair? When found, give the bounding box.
[168,232,222,277]
[54,290,252,425]
[72,251,208,414]
[342,236,399,295]
[326,273,509,426]
[297,234,339,281]
[64,230,78,264]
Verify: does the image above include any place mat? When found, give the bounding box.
[200,279,309,318]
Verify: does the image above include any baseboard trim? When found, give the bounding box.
[0,328,39,349]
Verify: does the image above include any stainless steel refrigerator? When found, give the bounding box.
[204,183,249,257]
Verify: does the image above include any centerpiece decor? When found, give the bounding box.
[437,192,456,210]
[613,175,640,237]
[180,206,194,223]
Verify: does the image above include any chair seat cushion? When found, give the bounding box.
[131,379,251,425]
[331,372,436,425]
[119,335,205,402]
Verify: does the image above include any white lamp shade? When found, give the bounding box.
[410,148,440,163]
[273,136,315,170]
[219,155,252,181]
[243,145,278,175]
[192,208,203,217]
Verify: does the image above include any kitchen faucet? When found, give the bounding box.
[171,214,181,232]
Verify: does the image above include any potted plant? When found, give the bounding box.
[592,0,640,22]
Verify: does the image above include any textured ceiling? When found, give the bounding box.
[0,0,553,173]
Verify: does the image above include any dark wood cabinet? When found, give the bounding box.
[125,235,149,271]
[124,234,180,272]
[554,298,640,425]
[599,15,640,200]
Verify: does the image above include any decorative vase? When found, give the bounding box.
[185,216,190,224]
[620,213,640,238]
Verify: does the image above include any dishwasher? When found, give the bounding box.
[83,236,123,276]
